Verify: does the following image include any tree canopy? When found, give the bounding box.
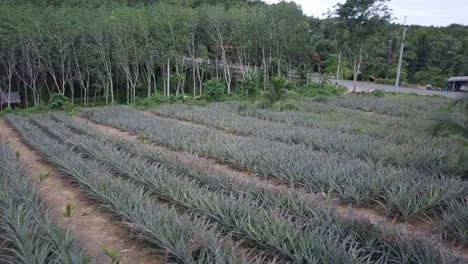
[0,0,466,108]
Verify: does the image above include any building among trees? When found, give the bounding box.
[448,76,468,92]
[0,91,21,110]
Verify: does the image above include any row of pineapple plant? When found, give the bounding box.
[152,103,455,174]
[0,143,91,263]
[7,115,263,264]
[84,107,467,226]
[31,113,464,262]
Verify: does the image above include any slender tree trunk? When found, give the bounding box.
[352,47,363,93]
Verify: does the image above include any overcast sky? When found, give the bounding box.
[264,0,467,26]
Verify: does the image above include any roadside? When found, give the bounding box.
[336,80,464,98]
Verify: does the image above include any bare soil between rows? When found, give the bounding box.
[0,119,161,264]
[34,116,270,262]
[74,115,468,260]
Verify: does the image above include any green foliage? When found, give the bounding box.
[431,94,468,172]
[83,105,468,252]
[414,67,447,88]
[134,94,166,108]
[167,95,195,104]
[0,101,79,118]
[0,144,91,263]
[201,79,225,102]
[0,1,467,109]
[371,89,385,97]
[7,114,262,263]
[101,247,121,264]
[4,106,14,113]
[25,111,464,263]
[296,83,346,98]
[38,172,51,182]
[48,93,73,111]
[388,66,408,83]
[64,203,74,218]
[257,77,299,111]
[239,68,263,97]
[438,198,468,244]
[266,77,293,101]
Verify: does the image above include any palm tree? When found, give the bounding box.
[258,77,299,111]
[431,94,468,170]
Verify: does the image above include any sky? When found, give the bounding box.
[264,0,467,26]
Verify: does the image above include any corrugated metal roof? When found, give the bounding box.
[448,76,468,82]
[0,92,21,104]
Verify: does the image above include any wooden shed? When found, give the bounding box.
[0,91,21,110]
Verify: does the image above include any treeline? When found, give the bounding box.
[360,23,468,87]
[0,1,311,107]
[0,0,467,108]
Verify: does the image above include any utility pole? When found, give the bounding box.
[395,16,407,93]
[336,49,342,88]
[167,58,170,99]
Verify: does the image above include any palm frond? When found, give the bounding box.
[454,136,468,168]
[258,77,298,110]
[430,114,468,137]
[450,94,468,115]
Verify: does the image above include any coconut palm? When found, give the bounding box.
[431,94,468,170]
[258,77,299,111]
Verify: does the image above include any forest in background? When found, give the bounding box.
[0,0,467,107]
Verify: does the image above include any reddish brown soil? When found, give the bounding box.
[75,115,468,260]
[45,116,271,262]
[0,119,162,264]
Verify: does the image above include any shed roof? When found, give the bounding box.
[448,76,468,82]
[0,92,21,104]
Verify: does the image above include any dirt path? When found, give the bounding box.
[74,116,468,260]
[0,119,161,264]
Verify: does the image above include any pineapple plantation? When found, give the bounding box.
[0,94,467,263]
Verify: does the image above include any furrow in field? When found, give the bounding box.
[29,116,277,263]
[81,106,468,247]
[151,104,456,175]
[34,115,377,263]
[0,142,91,263]
[0,119,161,264]
[8,116,264,264]
[66,113,468,261]
[208,101,453,151]
[321,95,451,118]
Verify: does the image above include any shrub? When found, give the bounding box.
[371,89,385,97]
[134,94,166,108]
[4,106,14,113]
[168,95,189,104]
[48,93,72,111]
[201,79,225,102]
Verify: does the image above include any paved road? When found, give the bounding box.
[336,80,464,98]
